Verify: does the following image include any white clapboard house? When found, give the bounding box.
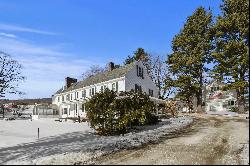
[52,61,160,118]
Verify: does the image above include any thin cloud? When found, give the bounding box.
[0,32,16,38]
[0,36,102,99]
[0,23,57,35]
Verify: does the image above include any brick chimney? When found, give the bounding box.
[107,62,115,72]
[65,77,77,89]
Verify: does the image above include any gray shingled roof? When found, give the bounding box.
[55,62,135,94]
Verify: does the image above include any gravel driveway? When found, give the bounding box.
[94,114,249,165]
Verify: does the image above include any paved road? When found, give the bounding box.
[94,115,249,165]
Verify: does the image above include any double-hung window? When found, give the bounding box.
[89,88,92,96]
[136,65,144,79]
[149,89,154,97]
[228,100,235,106]
[82,90,86,98]
[112,83,116,91]
[135,84,142,93]
[111,82,119,92]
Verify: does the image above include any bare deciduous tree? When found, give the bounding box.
[81,65,106,80]
[0,51,25,98]
[149,55,175,99]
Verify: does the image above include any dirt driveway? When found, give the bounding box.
[94,114,249,165]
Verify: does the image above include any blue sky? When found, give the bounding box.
[0,0,221,99]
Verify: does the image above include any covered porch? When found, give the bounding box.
[59,100,88,118]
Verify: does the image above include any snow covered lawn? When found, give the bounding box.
[0,116,193,165]
[0,118,93,148]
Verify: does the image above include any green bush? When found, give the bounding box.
[230,107,239,112]
[85,89,158,135]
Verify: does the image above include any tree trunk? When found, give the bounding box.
[196,96,202,113]
[197,72,203,113]
[238,87,245,113]
[238,72,246,113]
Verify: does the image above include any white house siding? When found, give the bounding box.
[52,61,160,119]
[125,61,159,98]
[204,81,238,112]
[53,77,126,118]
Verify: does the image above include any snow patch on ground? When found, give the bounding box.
[0,118,93,148]
[35,117,193,165]
[206,111,238,116]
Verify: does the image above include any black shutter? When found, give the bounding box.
[142,68,144,79]
[116,82,118,92]
[136,65,139,76]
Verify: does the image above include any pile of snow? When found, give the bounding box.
[34,116,193,165]
[206,111,238,116]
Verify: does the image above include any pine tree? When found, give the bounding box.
[124,48,152,74]
[124,48,150,65]
[167,7,213,112]
[212,0,249,112]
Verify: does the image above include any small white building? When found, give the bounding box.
[52,61,159,118]
[204,81,238,112]
[176,81,241,113]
